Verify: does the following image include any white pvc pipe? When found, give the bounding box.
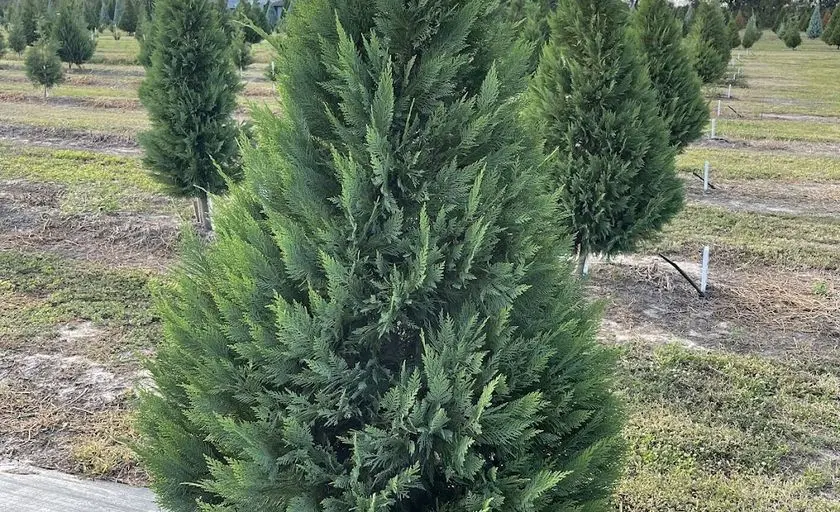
[704,161,710,193]
[700,246,710,294]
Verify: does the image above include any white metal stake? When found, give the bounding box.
[717,100,721,117]
[700,246,710,295]
[710,118,717,139]
[703,161,710,192]
[727,84,732,99]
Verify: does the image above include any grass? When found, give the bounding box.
[678,147,840,181]
[616,342,840,511]
[0,146,169,213]
[0,249,159,360]
[717,118,840,143]
[0,101,148,137]
[653,204,840,270]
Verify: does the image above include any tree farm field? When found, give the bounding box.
[0,30,839,509]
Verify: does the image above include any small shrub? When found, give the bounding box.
[24,40,64,97]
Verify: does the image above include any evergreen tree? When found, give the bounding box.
[807,4,823,38]
[234,0,270,44]
[8,17,28,53]
[116,0,135,32]
[634,0,708,150]
[135,0,624,510]
[83,0,100,29]
[823,9,832,30]
[824,4,840,47]
[97,0,109,26]
[741,13,761,49]
[230,26,252,72]
[682,3,694,35]
[135,2,153,66]
[505,0,554,71]
[14,0,39,44]
[53,0,96,68]
[783,16,802,48]
[728,15,741,48]
[798,9,810,31]
[735,9,746,28]
[686,1,730,84]
[0,31,6,59]
[529,0,683,268]
[24,39,64,96]
[138,0,241,229]
[112,0,122,26]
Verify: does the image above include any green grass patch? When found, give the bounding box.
[0,146,166,213]
[717,118,840,143]
[678,147,840,181]
[653,204,840,270]
[617,342,840,511]
[0,250,160,361]
[0,102,148,135]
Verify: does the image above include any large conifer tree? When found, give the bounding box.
[633,0,708,150]
[741,14,762,49]
[138,0,241,229]
[53,0,96,69]
[135,0,624,509]
[824,4,840,47]
[527,0,683,269]
[807,4,823,38]
[686,0,730,83]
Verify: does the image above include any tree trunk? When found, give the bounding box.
[43,85,47,98]
[194,193,212,231]
[576,250,589,278]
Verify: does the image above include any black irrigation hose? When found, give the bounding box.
[658,253,706,298]
[727,105,743,118]
[692,171,717,190]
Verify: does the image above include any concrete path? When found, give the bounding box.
[0,464,160,511]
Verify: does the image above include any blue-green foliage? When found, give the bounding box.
[135,0,624,510]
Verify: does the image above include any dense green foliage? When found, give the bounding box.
[0,31,6,59]
[234,0,271,43]
[116,0,136,33]
[529,0,683,261]
[728,16,741,48]
[135,0,624,510]
[741,14,762,49]
[11,0,39,45]
[633,0,708,150]
[135,8,154,66]
[506,0,553,71]
[24,39,64,96]
[824,4,840,47]
[138,0,241,203]
[7,16,27,53]
[782,17,802,48]
[682,3,694,35]
[734,9,746,28]
[53,0,96,68]
[806,4,822,38]
[686,1,730,83]
[231,26,252,71]
[97,0,109,26]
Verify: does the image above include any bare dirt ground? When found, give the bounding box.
[685,177,840,217]
[0,180,180,269]
[590,256,840,364]
[0,125,139,155]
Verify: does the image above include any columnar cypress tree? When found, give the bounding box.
[8,17,28,53]
[116,0,136,33]
[783,17,802,48]
[14,0,39,44]
[735,9,746,28]
[24,39,64,96]
[728,15,741,48]
[687,1,730,83]
[807,4,823,38]
[741,14,761,49]
[0,32,7,59]
[135,0,624,510]
[528,0,683,268]
[682,3,694,35]
[138,0,241,228]
[824,4,840,47]
[634,0,708,150]
[823,9,832,30]
[53,0,96,69]
[97,0,109,27]
[112,0,123,26]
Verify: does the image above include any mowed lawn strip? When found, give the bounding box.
[678,147,840,181]
[652,204,840,270]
